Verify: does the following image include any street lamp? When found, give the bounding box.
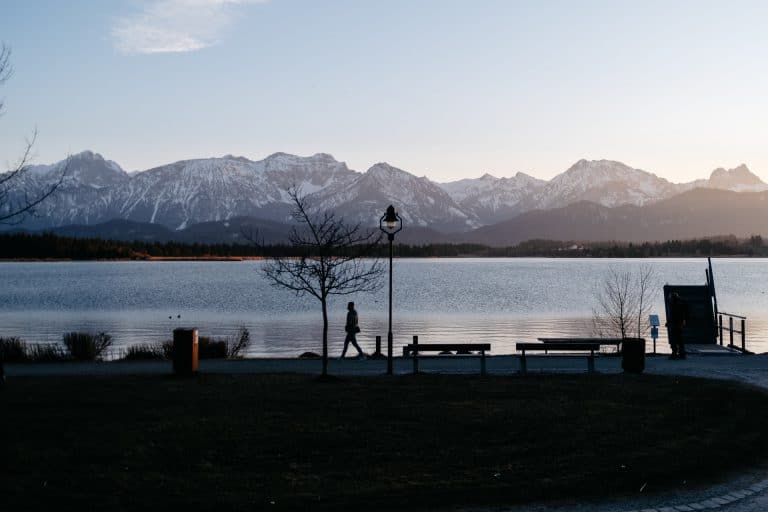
[380,205,402,375]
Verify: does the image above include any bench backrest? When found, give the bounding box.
[516,342,600,352]
[538,338,627,345]
[405,343,491,352]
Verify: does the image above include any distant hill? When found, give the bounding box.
[23,216,449,247]
[52,219,174,242]
[37,217,289,245]
[459,188,768,246]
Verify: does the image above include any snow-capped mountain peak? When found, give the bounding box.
[538,159,677,208]
[7,150,768,235]
[221,154,253,163]
[262,152,342,172]
[366,162,414,181]
[708,164,767,191]
[26,149,128,188]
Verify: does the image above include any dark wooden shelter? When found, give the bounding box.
[662,258,718,345]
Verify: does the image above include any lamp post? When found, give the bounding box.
[380,205,402,375]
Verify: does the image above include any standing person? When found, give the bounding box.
[341,301,365,359]
[666,292,688,359]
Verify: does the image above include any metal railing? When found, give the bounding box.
[718,312,748,353]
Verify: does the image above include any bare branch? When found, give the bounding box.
[592,266,658,340]
[0,46,66,224]
[0,43,12,114]
[239,222,262,246]
[0,132,69,225]
[258,187,385,376]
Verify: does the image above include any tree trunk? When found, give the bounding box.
[321,297,328,376]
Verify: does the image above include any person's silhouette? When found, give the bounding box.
[667,292,688,359]
[341,301,365,359]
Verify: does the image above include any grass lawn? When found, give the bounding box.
[1,373,767,511]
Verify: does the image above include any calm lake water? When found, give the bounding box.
[1,258,766,356]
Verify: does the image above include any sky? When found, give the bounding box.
[1,0,768,182]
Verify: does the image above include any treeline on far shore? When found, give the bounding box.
[0,232,767,260]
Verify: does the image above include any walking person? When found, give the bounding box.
[341,301,365,359]
[666,292,688,359]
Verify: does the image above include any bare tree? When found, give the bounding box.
[633,265,656,339]
[0,43,65,224]
[593,265,657,339]
[259,188,384,376]
[0,43,12,113]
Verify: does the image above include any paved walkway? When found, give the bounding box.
[475,355,768,512]
[6,352,768,511]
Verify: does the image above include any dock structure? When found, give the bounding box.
[663,257,749,353]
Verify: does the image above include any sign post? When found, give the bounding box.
[649,314,660,354]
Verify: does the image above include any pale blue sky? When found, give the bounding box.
[1,0,768,182]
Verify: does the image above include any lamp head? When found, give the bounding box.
[379,204,403,239]
[384,205,397,230]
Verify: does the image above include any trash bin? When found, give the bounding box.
[621,338,645,374]
[173,327,199,376]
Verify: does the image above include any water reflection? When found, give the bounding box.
[0,259,766,356]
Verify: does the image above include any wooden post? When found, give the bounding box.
[729,316,734,347]
[719,315,723,345]
[480,349,486,376]
[520,350,527,374]
[375,335,381,355]
[741,319,746,352]
[172,327,198,376]
[709,257,719,322]
[588,349,595,373]
[412,335,419,375]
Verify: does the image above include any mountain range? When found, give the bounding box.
[4,150,768,244]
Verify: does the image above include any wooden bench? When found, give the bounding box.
[538,337,624,353]
[516,342,601,374]
[404,341,491,375]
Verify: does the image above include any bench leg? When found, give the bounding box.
[481,350,486,376]
[520,351,527,374]
[588,351,595,373]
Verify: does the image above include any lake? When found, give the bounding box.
[1,258,766,357]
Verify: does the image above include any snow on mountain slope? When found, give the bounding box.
[27,150,129,188]
[705,164,768,192]
[112,153,358,229]
[4,151,357,230]
[439,172,546,224]
[678,164,768,193]
[437,160,680,221]
[314,163,479,231]
[1,151,131,227]
[535,159,679,209]
[6,150,768,234]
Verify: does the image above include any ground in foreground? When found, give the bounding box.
[1,373,766,511]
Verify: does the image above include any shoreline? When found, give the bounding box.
[0,256,264,262]
[0,254,761,262]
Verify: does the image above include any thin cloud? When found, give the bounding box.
[113,0,266,55]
